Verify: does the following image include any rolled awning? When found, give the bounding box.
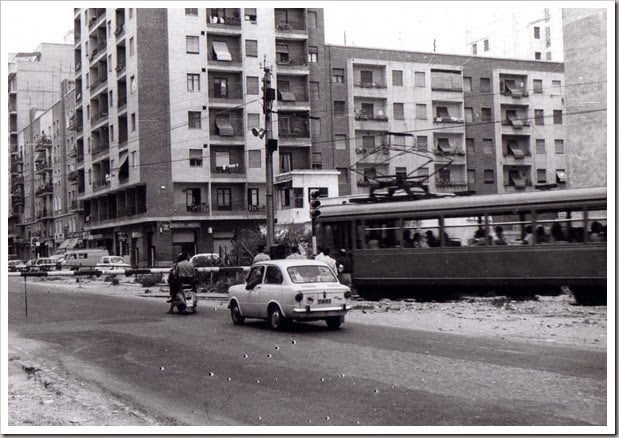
[437,139,453,153]
[279,91,296,101]
[556,170,567,183]
[212,41,232,61]
[215,115,235,136]
[508,143,526,157]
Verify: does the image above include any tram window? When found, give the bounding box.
[535,209,574,244]
[587,208,607,242]
[443,215,488,247]
[402,217,439,248]
[365,219,399,248]
[489,211,535,245]
[324,221,353,251]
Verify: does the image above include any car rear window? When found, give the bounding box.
[287,266,338,284]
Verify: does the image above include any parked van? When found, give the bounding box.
[63,249,110,270]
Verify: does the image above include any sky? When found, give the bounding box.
[0,2,520,56]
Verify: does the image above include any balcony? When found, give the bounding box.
[92,179,111,192]
[500,81,529,98]
[433,116,464,124]
[114,24,125,39]
[91,109,109,126]
[35,182,54,197]
[35,161,52,174]
[175,203,210,214]
[67,116,76,130]
[12,193,24,206]
[115,63,126,76]
[206,9,242,34]
[35,135,52,152]
[70,200,84,211]
[68,170,79,182]
[92,142,110,159]
[36,209,52,220]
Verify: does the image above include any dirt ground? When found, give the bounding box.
[6,276,609,428]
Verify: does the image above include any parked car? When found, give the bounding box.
[227,260,352,330]
[31,257,59,272]
[23,259,37,272]
[96,256,131,273]
[8,260,26,272]
[63,249,109,270]
[49,255,65,271]
[189,253,221,267]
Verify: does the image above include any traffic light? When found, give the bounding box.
[310,190,321,220]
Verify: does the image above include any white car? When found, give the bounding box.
[227,260,352,330]
[96,256,131,272]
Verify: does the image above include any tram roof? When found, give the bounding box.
[319,187,607,219]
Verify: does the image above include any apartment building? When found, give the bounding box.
[562,8,607,189]
[71,7,329,267]
[465,7,564,61]
[322,46,567,197]
[8,44,74,258]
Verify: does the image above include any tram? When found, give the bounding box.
[316,187,607,303]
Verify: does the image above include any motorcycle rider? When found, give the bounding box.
[167,252,196,314]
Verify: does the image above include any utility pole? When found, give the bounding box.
[262,64,277,250]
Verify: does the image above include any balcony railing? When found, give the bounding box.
[247,205,266,212]
[433,147,466,157]
[70,200,84,211]
[433,116,465,124]
[35,183,54,196]
[279,127,310,138]
[35,161,52,173]
[213,164,245,175]
[176,203,209,214]
[68,170,79,182]
[92,142,110,157]
[354,112,389,122]
[435,179,467,188]
[354,81,387,89]
[92,180,111,191]
[114,24,125,37]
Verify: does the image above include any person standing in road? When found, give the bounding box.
[286,246,306,259]
[320,248,338,275]
[167,252,195,314]
[253,245,271,263]
[336,249,352,287]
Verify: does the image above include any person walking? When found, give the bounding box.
[320,248,338,275]
[167,252,195,314]
[336,249,352,287]
[253,245,271,263]
[286,246,306,259]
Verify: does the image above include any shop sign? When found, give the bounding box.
[131,232,142,238]
[170,222,200,229]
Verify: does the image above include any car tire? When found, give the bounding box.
[269,306,287,331]
[326,316,344,330]
[230,302,245,325]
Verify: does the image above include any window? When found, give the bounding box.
[536,139,546,154]
[244,8,257,21]
[308,46,318,63]
[535,109,544,125]
[534,26,540,39]
[280,189,291,208]
[533,79,543,93]
[185,8,198,16]
[393,70,403,86]
[483,39,489,51]
[108,55,113,71]
[472,43,477,55]
[335,134,347,150]
[216,188,231,210]
[555,139,564,154]
[480,78,490,92]
[246,76,259,95]
[465,107,474,123]
[189,149,203,166]
[311,119,321,136]
[463,77,472,92]
[246,39,258,57]
[310,81,320,98]
[276,44,289,63]
[188,111,202,129]
[393,103,404,120]
[416,104,427,120]
[481,108,491,122]
[551,80,562,95]
[88,169,92,185]
[337,167,349,184]
[186,36,199,54]
[553,110,563,125]
[545,27,551,47]
[130,76,136,94]
[334,101,346,116]
[362,135,375,150]
[332,68,344,83]
[416,136,428,151]
[213,77,228,98]
[535,52,541,60]
[537,169,547,183]
[265,266,284,285]
[312,152,322,169]
[467,169,476,184]
[360,70,373,84]
[131,113,136,131]
[417,167,429,178]
[483,139,493,154]
[187,73,200,91]
[414,71,425,87]
[307,10,317,28]
[215,152,230,171]
[248,150,261,168]
[466,138,475,154]
[484,169,494,184]
[546,52,552,61]
[247,113,261,131]
[280,153,292,172]
[129,37,135,56]
[556,169,567,184]
[248,188,259,207]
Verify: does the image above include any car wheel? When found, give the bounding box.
[230,302,245,325]
[269,306,287,331]
[326,316,344,330]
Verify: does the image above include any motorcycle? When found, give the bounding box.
[173,283,198,315]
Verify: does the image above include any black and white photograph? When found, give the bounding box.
[1,1,613,434]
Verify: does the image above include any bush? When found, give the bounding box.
[214,276,244,294]
[135,273,163,288]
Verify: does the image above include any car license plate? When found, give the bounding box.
[317,299,331,305]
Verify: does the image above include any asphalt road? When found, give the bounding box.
[8,278,607,427]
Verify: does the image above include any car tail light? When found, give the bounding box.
[344,291,352,299]
[295,292,304,302]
